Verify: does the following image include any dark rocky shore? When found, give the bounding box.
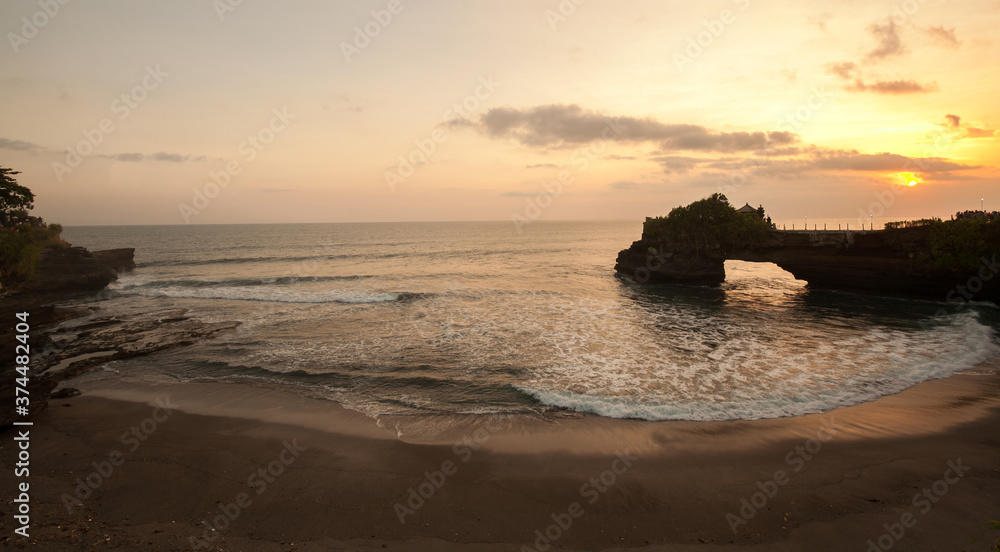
[0,245,238,428]
[616,226,1000,303]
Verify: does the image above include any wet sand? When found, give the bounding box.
[2,361,1000,551]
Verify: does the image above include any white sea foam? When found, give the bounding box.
[107,273,417,304]
[517,311,998,421]
[112,283,410,304]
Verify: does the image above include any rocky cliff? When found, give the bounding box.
[615,226,999,303]
[1,245,136,427]
[92,247,137,274]
[16,246,131,297]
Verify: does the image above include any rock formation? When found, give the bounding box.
[0,244,239,428]
[14,246,130,298]
[615,226,999,303]
[92,247,137,274]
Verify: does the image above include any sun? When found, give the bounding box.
[895,172,921,188]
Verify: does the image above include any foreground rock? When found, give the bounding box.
[1,244,239,428]
[616,226,999,302]
[1,305,240,428]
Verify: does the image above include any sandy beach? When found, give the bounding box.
[5,0,1000,549]
[2,358,999,552]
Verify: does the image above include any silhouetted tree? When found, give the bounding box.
[0,166,35,227]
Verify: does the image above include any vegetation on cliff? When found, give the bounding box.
[0,166,65,287]
[885,215,999,273]
[642,194,771,255]
[923,217,1000,273]
[884,218,942,229]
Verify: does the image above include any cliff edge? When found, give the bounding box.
[615,226,999,303]
[1,245,136,426]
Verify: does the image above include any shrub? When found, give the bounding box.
[924,218,1000,273]
[0,223,66,286]
[884,218,941,230]
[0,230,40,283]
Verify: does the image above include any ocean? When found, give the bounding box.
[61,221,999,428]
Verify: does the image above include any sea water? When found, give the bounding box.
[62,221,1000,423]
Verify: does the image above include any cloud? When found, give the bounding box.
[323,94,369,113]
[810,151,972,172]
[939,114,995,139]
[525,163,558,169]
[661,130,796,152]
[501,190,544,197]
[606,180,671,193]
[0,138,44,152]
[473,104,797,152]
[806,13,832,31]
[756,150,978,178]
[828,20,934,95]
[754,146,803,157]
[923,26,961,48]
[866,19,905,60]
[102,153,145,162]
[651,155,701,174]
[846,79,937,94]
[442,116,475,130]
[826,62,858,80]
[98,152,201,162]
[609,181,642,190]
[606,154,636,161]
[965,127,995,139]
[150,152,196,162]
[920,172,984,182]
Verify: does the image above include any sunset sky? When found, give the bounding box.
[2,0,998,226]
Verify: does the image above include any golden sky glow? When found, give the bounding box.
[1,0,998,225]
